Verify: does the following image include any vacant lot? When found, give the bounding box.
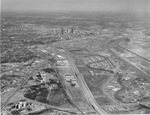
[95,96,114,106]
[82,74,109,96]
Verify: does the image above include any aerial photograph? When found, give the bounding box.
[1,0,150,115]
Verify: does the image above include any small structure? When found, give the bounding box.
[65,74,76,82]
[89,70,94,76]
[16,101,27,109]
[56,55,66,60]
[56,60,68,66]
[40,49,48,53]
[64,74,79,88]
[71,80,79,88]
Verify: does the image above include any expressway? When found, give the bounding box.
[2,47,86,114]
[54,49,108,115]
[32,49,86,115]
[3,37,148,114]
[118,41,150,62]
[48,38,150,115]
[107,39,150,77]
[108,38,150,63]
[54,38,150,115]
[101,64,120,104]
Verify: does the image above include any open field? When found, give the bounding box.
[95,96,114,106]
[82,74,109,96]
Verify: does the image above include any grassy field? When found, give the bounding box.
[82,74,109,96]
[95,96,114,106]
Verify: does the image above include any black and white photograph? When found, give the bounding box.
[1,0,150,114]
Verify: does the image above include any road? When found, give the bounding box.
[118,41,150,62]
[108,39,150,77]
[53,38,150,115]
[1,60,48,109]
[36,38,150,115]
[3,37,149,114]
[107,38,150,76]
[101,64,120,104]
[54,49,108,115]
[33,49,86,115]
[24,98,78,114]
[2,47,85,114]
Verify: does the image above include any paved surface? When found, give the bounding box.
[2,60,48,109]
[3,38,150,114]
[118,41,150,62]
[33,49,86,114]
[54,48,108,115]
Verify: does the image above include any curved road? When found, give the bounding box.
[54,48,108,115]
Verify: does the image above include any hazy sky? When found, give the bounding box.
[2,0,150,13]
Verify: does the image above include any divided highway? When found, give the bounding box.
[55,49,108,115]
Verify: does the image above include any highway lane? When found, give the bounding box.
[2,47,84,114]
[55,38,150,114]
[14,37,148,114]
[101,64,120,105]
[118,41,150,62]
[54,38,150,115]
[106,40,150,103]
[33,49,86,115]
[109,48,150,78]
[54,67,85,115]
[107,39,150,76]
[1,60,48,110]
[55,51,108,115]
[53,38,150,115]
[53,43,110,114]
[3,37,149,114]
[108,38,150,64]
[68,56,108,115]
